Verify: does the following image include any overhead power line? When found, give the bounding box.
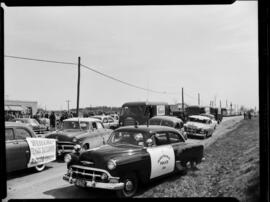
[81,64,179,95]
[5,55,77,66]
[5,54,178,95]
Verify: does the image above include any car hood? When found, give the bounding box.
[184,122,210,129]
[46,129,88,141]
[79,144,144,168]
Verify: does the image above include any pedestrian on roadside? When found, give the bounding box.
[49,112,56,130]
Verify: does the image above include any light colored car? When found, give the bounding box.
[46,117,113,156]
[199,113,218,129]
[184,115,215,139]
[92,115,119,129]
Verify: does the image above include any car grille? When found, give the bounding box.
[70,165,108,182]
[124,117,136,126]
[57,141,75,151]
[185,127,197,133]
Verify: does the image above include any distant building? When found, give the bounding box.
[5,100,38,116]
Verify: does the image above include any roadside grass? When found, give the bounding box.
[136,118,259,201]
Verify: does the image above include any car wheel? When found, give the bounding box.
[34,164,45,172]
[116,173,138,198]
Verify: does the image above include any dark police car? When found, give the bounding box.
[63,125,204,197]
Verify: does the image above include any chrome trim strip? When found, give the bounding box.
[63,175,124,190]
[70,165,120,180]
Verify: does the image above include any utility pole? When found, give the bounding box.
[181,87,184,111]
[198,93,200,106]
[66,100,71,113]
[76,57,81,117]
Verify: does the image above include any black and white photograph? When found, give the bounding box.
[2,1,260,201]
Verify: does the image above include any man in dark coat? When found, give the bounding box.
[49,112,56,129]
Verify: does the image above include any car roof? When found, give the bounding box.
[149,115,183,122]
[122,101,168,106]
[63,117,102,122]
[200,113,215,118]
[115,125,180,133]
[5,121,28,127]
[188,115,211,120]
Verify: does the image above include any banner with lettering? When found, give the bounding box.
[26,138,56,167]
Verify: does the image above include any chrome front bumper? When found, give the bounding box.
[63,165,124,190]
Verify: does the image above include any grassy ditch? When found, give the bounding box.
[136,117,259,202]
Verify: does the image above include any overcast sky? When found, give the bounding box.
[3,2,258,110]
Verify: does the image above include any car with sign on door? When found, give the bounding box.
[5,121,56,173]
[45,117,113,156]
[63,125,204,197]
[184,115,215,139]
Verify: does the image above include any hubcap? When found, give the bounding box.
[125,180,134,191]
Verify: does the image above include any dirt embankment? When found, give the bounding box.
[137,117,259,201]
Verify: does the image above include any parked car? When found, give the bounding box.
[63,125,204,197]
[109,114,119,125]
[148,116,187,139]
[91,115,119,129]
[12,118,46,134]
[5,122,56,172]
[184,115,215,139]
[39,118,50,131]
[46,117,113,156]
[199,113,218,129]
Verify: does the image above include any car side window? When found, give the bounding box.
[92,122,97,130]
[103,118,108,123]
[154,132,169,146]
[96,122,104,129]
[161,120,173,127]
[108,117,114,123]
[15,128,32,140]
[168,132,184,143]
[5,128,15,141]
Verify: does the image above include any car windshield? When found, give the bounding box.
[29,119,39,125]
[63,121,89,130]
[149,119,161,125]
[188,117,208,124]
[120,105,146,116]
[108,131,149,147]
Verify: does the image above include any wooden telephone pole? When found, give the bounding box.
[76,57,81,117]
[181,87,184,111]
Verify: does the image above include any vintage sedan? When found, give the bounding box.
[13,118,46,134]
[148,116,187,139]
[63,125,204,197]
[91,115,119,129]
[184,115,215,139]
[5,122,56,173]
[46,117,113,156]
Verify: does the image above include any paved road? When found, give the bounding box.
[4,116,243,200]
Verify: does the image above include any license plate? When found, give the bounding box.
[75,179,86,187]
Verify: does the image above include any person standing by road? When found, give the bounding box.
[49,112,56,130]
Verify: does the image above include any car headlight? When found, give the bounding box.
[72,137,78,143]
[107,159,117,170]
[101,173,108,181]
[64,154,72,163]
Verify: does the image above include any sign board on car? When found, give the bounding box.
[26,138,56,167]
[156,105,165,116]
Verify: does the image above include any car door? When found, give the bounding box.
[107,117,115,128]
[167,131,186,160]
[5,127,23,172]
[14,127,33,169]
[102,117,109,129]
[96,121,111,143]
[146,132,175,179]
